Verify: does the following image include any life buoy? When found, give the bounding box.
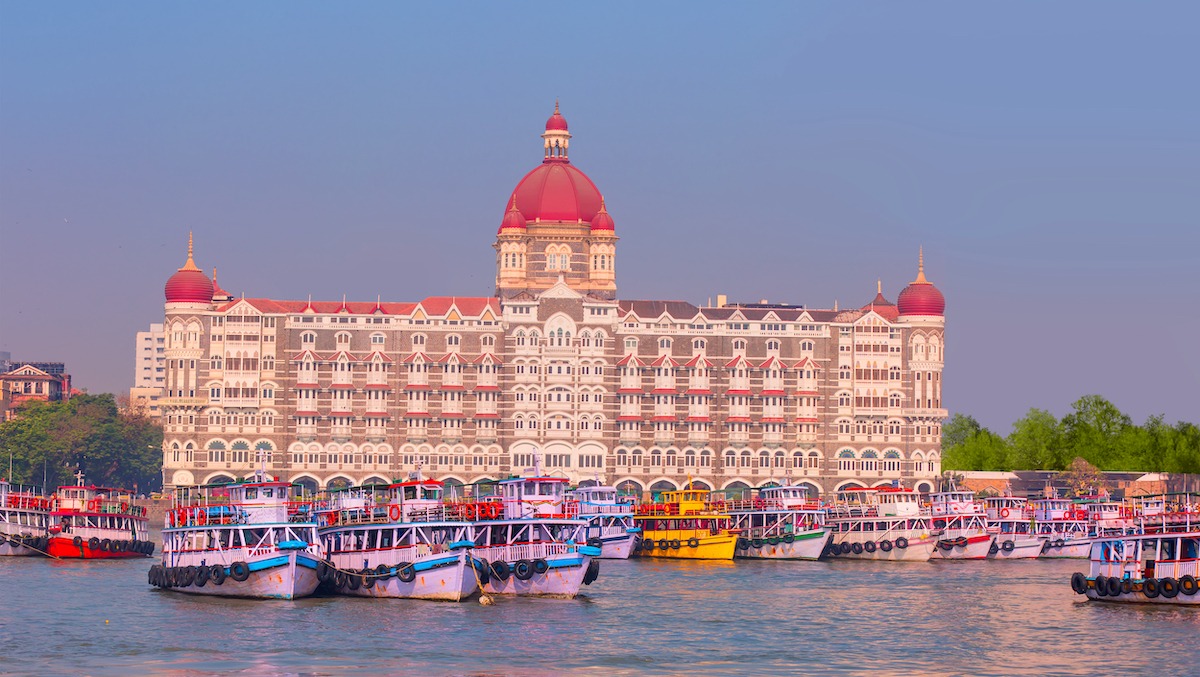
[88,499,100,512]
[229,561,251,582]
[1000,508,1011,519]
[196,510,207,526]
[389,504,402,521]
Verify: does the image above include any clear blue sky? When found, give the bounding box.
[1,2,1197,432]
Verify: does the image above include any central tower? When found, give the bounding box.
[494,103,618,300]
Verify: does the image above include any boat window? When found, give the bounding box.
[539,483,555,496]
[245,487,258,500]
[405,487,417,500]
[1161,539,1177,561]
[1183,539,1199,560]
[262,488,274,498]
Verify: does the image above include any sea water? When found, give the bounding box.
[1,555,1196,676]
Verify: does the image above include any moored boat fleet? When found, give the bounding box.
[4,471,1196,606]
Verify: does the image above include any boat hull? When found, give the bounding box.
[474,549,594,598]
[151,551,321,600]
[931,533,994,560]
[828,533,938,562]
[329,550,478,602]
[638,533,738,560]
[48,535,152,559]
[987,536,1043,560]
[1038,535,1091,559]
[736,529,830,561]
[0,533,45,557]
[593,532,637,560]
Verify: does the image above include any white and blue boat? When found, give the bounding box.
[465,471,601,598]
[315,477,481,602]
[150,474,323,599]
[566,484,640,559]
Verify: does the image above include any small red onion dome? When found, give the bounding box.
[497,195,527,234]
[896,249,945,317]
[545,100,568,131]
[590,198,615,231]
[164,234,213,304]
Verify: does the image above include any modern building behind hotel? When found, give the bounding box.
[158,106,947,496]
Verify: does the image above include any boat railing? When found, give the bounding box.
[826,505,880,519]
[4,494,52,511]
[474,541,574,562]
[573,502,631,516]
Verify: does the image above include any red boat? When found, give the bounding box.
[46,477,153,559]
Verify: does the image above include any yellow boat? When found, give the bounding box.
[632,489,739,560]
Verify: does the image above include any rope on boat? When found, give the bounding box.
[468,551,493,605]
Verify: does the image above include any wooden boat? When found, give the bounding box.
[632,488,739,561]
[718,484,830,561]
[0,480,51,557]
[150,476,322,599]
[465,472,601,598]
[315,478,481,602]
[565,485,640,559]
[928,487,992,560]
[826,488,940,562]
[982,496,1042,559]
[47,475,152,559]
[1070,530,1200,605]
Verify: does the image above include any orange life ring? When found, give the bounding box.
[196,509,207,526]
[88,499,100,512]
[1000,508,1011,519]
[389,504,402,521]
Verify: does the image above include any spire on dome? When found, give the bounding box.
[913,246,928,284]
[179,231,201,272]
[877,279,882,294]
[542,101,571,161]
[590,196,616,232]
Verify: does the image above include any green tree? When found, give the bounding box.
[1007,408,1064,470]
[0,394,162,493]
[942,414,982,450]
[944,428,1011,471]
[1061,395,1132,469]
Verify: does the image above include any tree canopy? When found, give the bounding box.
[0,394,163,493]
[943,395,1200,473]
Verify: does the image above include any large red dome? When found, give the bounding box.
[510,161,603,223]
[165,235,214,304]
[896,251,944,317]
[165,269,214,304]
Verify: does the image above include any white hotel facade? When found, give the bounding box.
[158,107,947,496]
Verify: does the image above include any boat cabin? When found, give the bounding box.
[983,496,1029,521]
[386,479,446,521]
[55,484,139,515]
[1030,498,1081,522]
[930,490,983,517]
[569,486,631,515]
[757,485,820,511]
[499,475,569,519]
[832,488,921,519]
[1091,533,1200,584]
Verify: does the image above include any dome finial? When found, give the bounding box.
[913,246,928,284]
[179,231,201,272]
[877,279,882,294]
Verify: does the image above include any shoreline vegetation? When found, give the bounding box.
[0,394,162,493]
[942,395,1200,477]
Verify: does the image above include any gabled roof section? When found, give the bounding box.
[539,277,584,300]
[290,350,321,361]
[362,351,393,363]
[616,354,645,367]
[402,352,432,364]
[758,356,789,370]
[649,355,677,368]
[618,300,699,320]
[724,355,752,368]
[791,357,822,370]
[1,365,53,379]
[682,355,713,368]
[473,353,503,366]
